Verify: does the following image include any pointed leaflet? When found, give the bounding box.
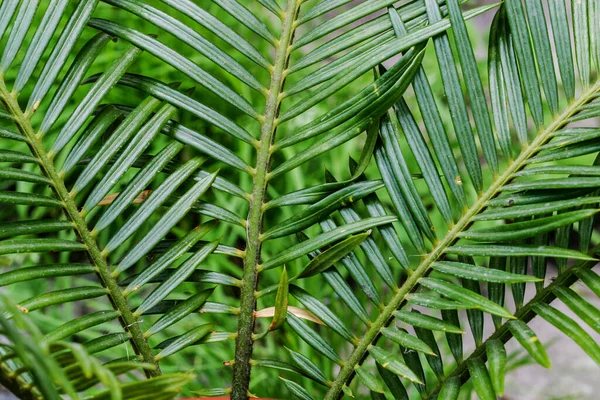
[392,97,454,224]
[462,274,484,345]
[105,73,255,145]
[446,244,595,260]
[467,358,496,400]
[262,181,382,240]
[13,0,70,92]
[336,205,397,289]
[438,376,460,400]
[507,320,551,368]
[524,0,559,113]
[26,0,100,112]
[358,173,410,268]
[380,328,435,355]
[375,146,424,250]
[146,288,214,336]
[446,0,498,173]
[164,122,251,173]
[0,220,73,240]
[270,267,289,331]
[486,339,507,396]
[61,106,122,173]
[424,0,482,192]
[286,314,342,364]
[323,270,371,325]
[279,377,313,400]
[52,44,142,152]
[394,310,463,333]
[376,362,409,400]
[432,261,541,283]
[293,0,398,48]
[0,264,94,286]
[93,142,183,231]
[18,287,107,313]
[399,344,426,393]
[88,18,258,118]
[0,0,19,41]
[419,277,514,319]
[84,101,179,211]
[135,241,218,316]
[413,325,444,378]
[488,256,506,328]
[259,217,396,271]
[573,0,591,85]
[497,5,529,145]
[355,366,385,394]
[297,232,370,279]
[554,286,600,334]
[318,219,381,305]
[286,347,330,387]
[102,157,205,255]
[388,6,467,208]
[105,0,263,92]
[212,0,275,44]
[273,45,425,153]
[575,269,600,298]
[379,109,435,241]
[290,285,354,342]
[108,172,217,275]
[548,0,575,99]
[39,32,113,136]
[0,239,86,255]
[505,0,544,126]
[160,0,269,69]
[488,5,513,158]
[407,293,472,310]
[154,324,213,360]
[368,346,422,383]
[71,95,161,194]
[44,310,120,342]
[1,0,40,73]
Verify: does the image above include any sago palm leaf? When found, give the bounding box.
[0,0,599,399]
[0,295,191,400]
[0,0,224,396]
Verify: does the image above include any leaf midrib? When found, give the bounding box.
[324,80,600,399]
[0,78,159,377]
[230,0,300,398]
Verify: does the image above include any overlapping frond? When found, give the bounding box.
[0,296,191,400]
[255,0,600,399]
[0,1,233,396]
[1,0,600,399]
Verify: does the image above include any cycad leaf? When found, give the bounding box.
[507,320,551,368]
[432,261,541,283]
[394,310,463,333]
[486,339,507,396]
[135,241,218,316]
[419,277,514,319]
[467,358,496,400]
[534,303,600,365]
[368,346,422,384]
[270,267,289,331]
[146,288,214,337]
[154,324,214,360]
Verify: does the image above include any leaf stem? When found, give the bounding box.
[324,80,600,399]
[0,79,160,377]
[230,1,300,398]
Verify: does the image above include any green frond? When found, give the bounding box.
[1,0,600,399]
